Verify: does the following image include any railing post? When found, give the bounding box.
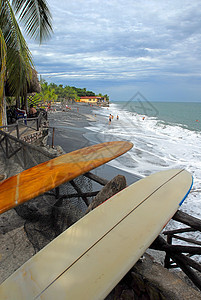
[36,117,39,131]
[5,135,8,158]
[36,112,42,131]
[16,122,20,139]
[23,146,27,169]
[52,127,55,148]
[55,187,60,199]
[164,234,172,268]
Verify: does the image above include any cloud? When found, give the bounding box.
[27,0,201,101]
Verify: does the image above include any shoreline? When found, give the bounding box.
[47,103,141,185]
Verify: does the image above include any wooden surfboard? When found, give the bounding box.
[0,169,193,300]
[0,141,133,214]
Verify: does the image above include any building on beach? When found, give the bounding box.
[76,96,106,105]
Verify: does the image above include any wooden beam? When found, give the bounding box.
[176,253,201,273]
[173,210,201,231]
[84,172,109,186]
[151,237,201,254]
[170,253,201,291]
[7,137,24,167]
[163,227,196,235]
[61,191,99,199]
[69,180,90,206]
[150,235,201,291]
[171,234,201,246]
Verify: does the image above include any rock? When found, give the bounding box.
[0,209,25,235]
[0,225,35,284]
[52,197,86,236]
[24,217,55,252]
[130,253,201,300]
[14,194,57,221]
[0,174,6,181]
[52,198,73,236]
[85,175,126,213]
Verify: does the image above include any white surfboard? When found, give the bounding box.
[0,169,193,300]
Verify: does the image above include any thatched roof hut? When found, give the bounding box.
[5,68,41,97]
[28,68,41,94]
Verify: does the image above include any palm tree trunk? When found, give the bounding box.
[2,88,7,127]
[16,96,20,108]
[0,87,7,127]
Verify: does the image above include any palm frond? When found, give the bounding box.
[11,0,53,43]
[0,0,33,97]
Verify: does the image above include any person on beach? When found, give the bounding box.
[117,115,119,120]
[15,106,27,124]
[109,114,112,124]
[16,106,26,116]
[29,104,37,117]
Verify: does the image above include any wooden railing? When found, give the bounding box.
[0,112,43,140]
[0,128,55,169]
[150,210,201,291]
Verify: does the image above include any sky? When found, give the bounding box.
[27,0,201,102]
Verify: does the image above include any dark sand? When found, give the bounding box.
[47,103,141,186]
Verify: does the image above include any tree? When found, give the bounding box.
[104,94,109,102]
[0,0,53,125]
[44,86,58,104]
[72,87,95,97]
[36,82,58,104]
[63,86,77,102]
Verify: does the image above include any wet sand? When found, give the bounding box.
[47,103,141,185]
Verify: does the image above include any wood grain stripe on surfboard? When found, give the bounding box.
[0,141,133,214]
[35,168,193,299]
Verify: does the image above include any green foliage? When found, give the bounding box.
[62,86,77,101]
[1,0,33,97]
[0,0,53,97]
[104,94,110,102]
[38,80,109,102]
[72,87,95,97]
[0,0,53,125]
[27,94,43,108]
[12,0,53,43]
[98,92,109,102]
[5,96,16,107]
[30,85,58,107]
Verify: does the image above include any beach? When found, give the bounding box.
[47,103,141,185]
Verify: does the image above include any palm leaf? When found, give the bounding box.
[11,0,53,43]
[1,0,33,97]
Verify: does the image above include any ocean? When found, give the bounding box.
[84,100,201,245]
